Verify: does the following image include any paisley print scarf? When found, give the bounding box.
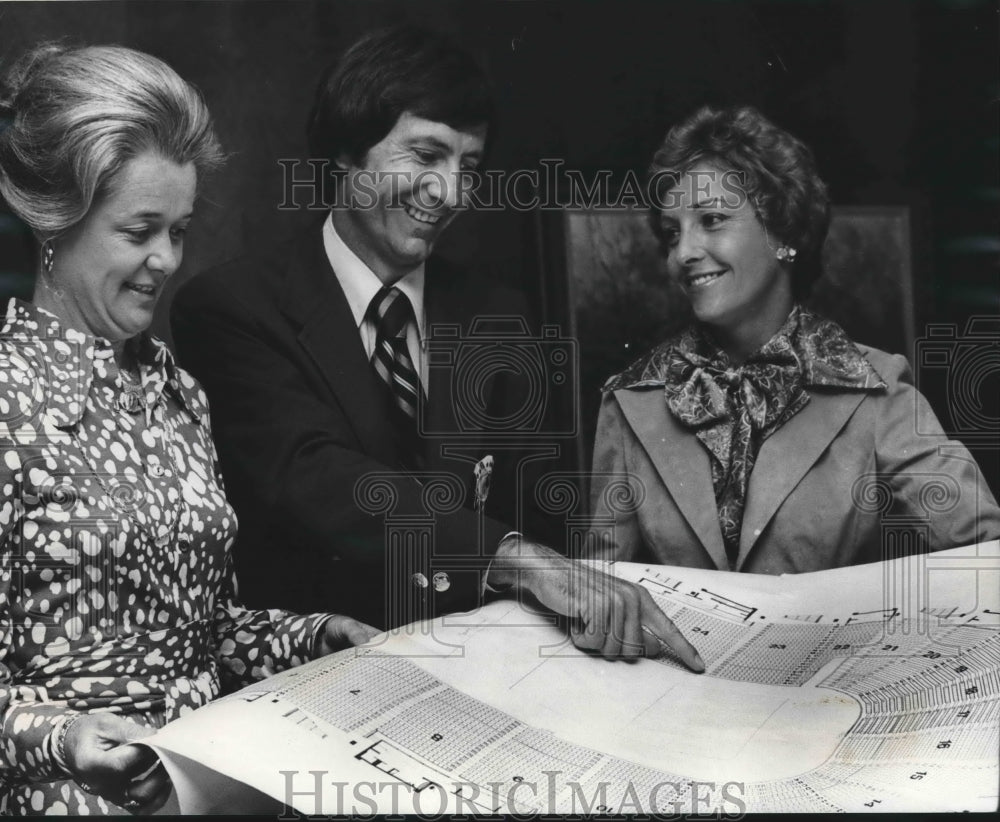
[606,307,887,567]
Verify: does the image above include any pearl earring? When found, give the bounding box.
[775,245,797,262]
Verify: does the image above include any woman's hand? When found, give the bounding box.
[61,713,171,814]
[314,615,381,657]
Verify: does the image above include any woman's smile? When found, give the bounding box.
[683,269,728,289]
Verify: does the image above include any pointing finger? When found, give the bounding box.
[639,591,705,672]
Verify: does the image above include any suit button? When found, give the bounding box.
[432,572,450,592]
[411,573,429,589]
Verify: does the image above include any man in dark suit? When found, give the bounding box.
[172,25,701,669]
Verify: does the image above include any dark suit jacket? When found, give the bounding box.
[590,346,1000,573]
[171,221,556,628]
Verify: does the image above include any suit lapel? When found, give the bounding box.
[278,222,397,465]
[422,259,463,454]
[421,261,500,504]
[615,388,729,570]
[736,389,867,567]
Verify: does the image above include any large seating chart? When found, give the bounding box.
[147,543,1000,814]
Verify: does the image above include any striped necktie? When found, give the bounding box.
[367,287,424,465]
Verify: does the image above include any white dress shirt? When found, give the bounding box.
[322,212,427,391]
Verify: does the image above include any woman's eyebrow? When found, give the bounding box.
[691,196,725,209]
[121,208,193,220]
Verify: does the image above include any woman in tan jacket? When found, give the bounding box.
[590,105,1000,573]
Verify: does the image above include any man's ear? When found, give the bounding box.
[334,152,354,171]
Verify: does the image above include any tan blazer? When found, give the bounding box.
[589,346,1000,573]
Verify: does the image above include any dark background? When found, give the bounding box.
[1,0,997,492]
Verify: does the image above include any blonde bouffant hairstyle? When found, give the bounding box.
[0,43,222,239]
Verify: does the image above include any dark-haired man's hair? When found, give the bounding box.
[307,25,495,167]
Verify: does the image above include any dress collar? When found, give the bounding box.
[604,305,887,393]
[1,298,205,427]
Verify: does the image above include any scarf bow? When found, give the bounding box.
[662,324,808,567]
[605,306,887,569]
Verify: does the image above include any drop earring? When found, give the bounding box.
[40,238,64,299]
[775,245,797,262]
[42,239,55,274]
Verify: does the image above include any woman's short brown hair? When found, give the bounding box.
[649,105,830,300]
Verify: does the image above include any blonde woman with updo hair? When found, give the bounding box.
[0,44,377,815]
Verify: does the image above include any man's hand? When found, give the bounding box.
[62,713,170,814]
[489,536,705,671]
[314,614,381,657]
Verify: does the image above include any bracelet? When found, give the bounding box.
[51,714,83,777]
[53,714,96,793]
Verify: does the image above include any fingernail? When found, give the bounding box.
[693,651,706,672]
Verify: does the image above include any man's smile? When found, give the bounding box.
[403,203,443,225]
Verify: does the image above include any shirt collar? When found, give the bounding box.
[322,211,425,340]
[605,305,887,393]
[1,298,205,427]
